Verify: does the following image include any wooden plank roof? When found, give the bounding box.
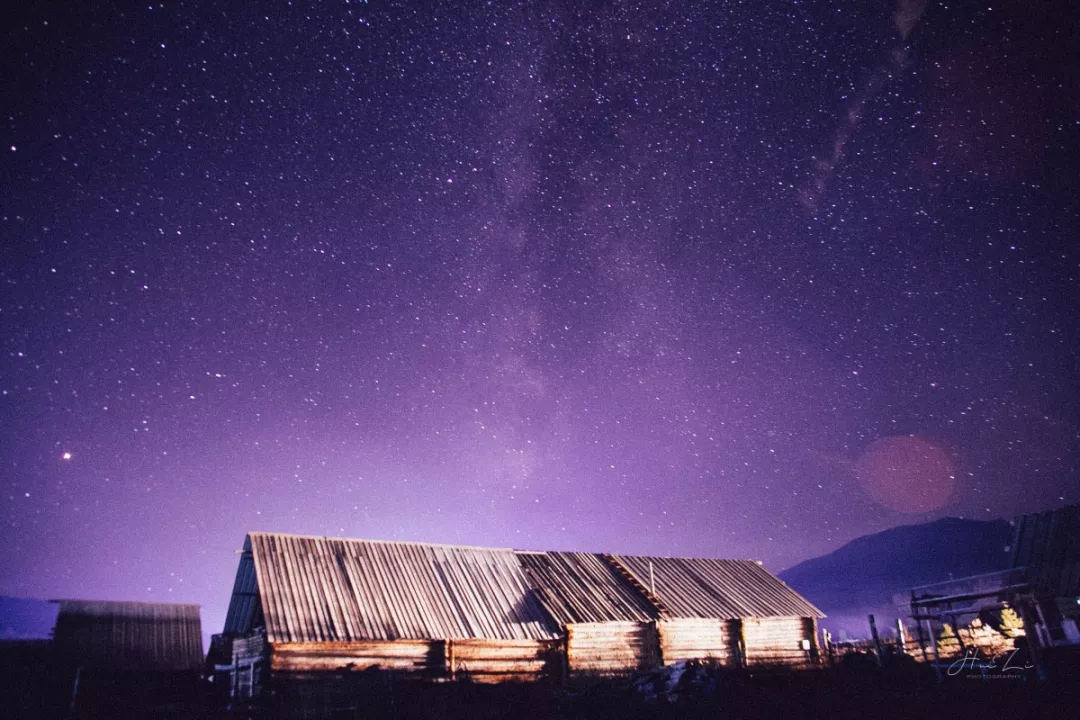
[223,541,259,635]
[516,551,659,624]
[247,532,559,643]
[52,600,204,671]
[613,556,825,619]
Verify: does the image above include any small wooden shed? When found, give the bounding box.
[51,600,204,715]
[52,600,204,672]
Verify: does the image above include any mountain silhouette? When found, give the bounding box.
[780,517,1013,638]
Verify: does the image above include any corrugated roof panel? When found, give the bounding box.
[248,532,559,643]
[613,556,824,619]
[52,600,203,671]
[517,551,658,624]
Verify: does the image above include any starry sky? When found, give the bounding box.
[1,1,1077,641]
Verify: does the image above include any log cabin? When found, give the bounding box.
[520,551,823,674]
[212,532,824,704]
[211,532,561,702]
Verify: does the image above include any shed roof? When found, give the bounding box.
[52,600,203,671]
[613,555,825,619]
[246,532,559,643]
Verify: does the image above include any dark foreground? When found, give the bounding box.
[4,646,1079,720]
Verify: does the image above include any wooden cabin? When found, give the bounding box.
[521,552,823,673]
[212,533,561,703]
[214,532,824,705]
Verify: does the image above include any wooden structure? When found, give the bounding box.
[1011,503,1080,647]
[212,533,560,702]
[517,551,662,675]
[519,551,823,675]
[52,600,203,672]
[909,503,1080,672]
[51,600,204,715]
[616,555,821,668]
[214,532,824,704]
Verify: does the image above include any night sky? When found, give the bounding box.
[2,0,1077,641]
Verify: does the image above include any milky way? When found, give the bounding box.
[1,1,1077,640]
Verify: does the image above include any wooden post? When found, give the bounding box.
[950,613,967,654]
[927,618,940,661]
[869,614,883,666]
[1018,601,1047,681]
[914,615,929,663]
[69,665,81,713]
[926,618,942,681]
[447,638,456,680]
[1032,600,1052,646]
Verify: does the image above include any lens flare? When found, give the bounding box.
[855,436,954,513]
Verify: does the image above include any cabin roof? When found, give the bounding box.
[613,555,824,619]
[52,600,204,671]
[245,532,559,643]
[227,532,825,644]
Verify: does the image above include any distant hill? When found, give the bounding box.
[0,597,58,639]
[779,517,1014,639]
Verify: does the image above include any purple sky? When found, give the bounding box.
[2,0,1077,643]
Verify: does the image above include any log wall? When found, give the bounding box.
[658,618,738,666]
[236,615,819,700]
[269,638,558,683]
[741,616,817,667]
[271,639,437,675]
[565,622,659,676]
[448,638,557,682]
